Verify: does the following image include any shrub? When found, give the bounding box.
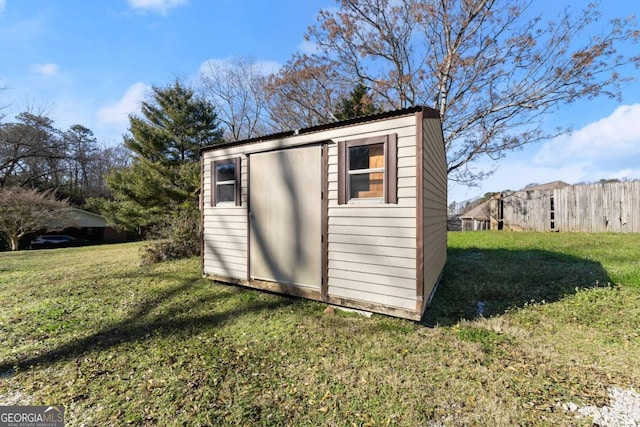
[141,204,201,264]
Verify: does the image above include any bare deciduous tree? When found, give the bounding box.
[199,57,274,141]
[0,112,63,188]
[265,54,349,130]
[1,111,132,202]
[0,86,7,123]
[0,186,72,251]
[269,0,640,183]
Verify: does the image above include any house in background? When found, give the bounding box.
[200,106,448,320]
[37,208,128,244]
[459,200,492,231]
[460,181,571,232]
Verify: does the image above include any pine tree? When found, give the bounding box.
[334,83,382,121]
[104,80,224,230]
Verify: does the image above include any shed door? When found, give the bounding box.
[249,145,322,289]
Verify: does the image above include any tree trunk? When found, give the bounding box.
[9,234,20,251]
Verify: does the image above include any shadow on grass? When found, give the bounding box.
[422,247,612,327]
[0,276,295,373]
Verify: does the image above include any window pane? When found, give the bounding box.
[350,173,383,199]
[216,162,235,182]
[217,183,235,203]
[349,146,369,170]
[349,143,384,170]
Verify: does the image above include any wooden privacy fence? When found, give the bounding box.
[496,181,640,232]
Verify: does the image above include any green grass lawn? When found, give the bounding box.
[1,233,639,426]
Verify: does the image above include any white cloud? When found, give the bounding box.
[30,63,59,76]
[97,82,148,126]
[449,104,640,202]
[534,104,640,167]
[0,0,6,16]
[252,60,281,76]
[127,0,188,14]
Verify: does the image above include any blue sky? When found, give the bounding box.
[1,0,639,203]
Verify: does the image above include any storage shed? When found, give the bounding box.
[200,106,447,320]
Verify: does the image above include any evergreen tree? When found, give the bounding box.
[104,80,224,231]
[334,83,382,121]
[62,124,100,202]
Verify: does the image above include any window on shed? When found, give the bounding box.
[338,134,397,204]
[212,158,241,206]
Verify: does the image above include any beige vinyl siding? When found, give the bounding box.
[202,152,248,280]
[326,116,418,311]
[201,115,418,285]
[329,225,416,238]
[329,233,416,248]
[329,242,416,259]
[327,283,417,309]
[329,278,416,298]
[328,251,416,269]
[422,118,448,302]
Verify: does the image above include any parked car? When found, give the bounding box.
[30,235,87,249]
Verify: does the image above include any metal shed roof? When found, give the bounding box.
[201,105,440,153]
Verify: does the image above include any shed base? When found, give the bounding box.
[203,273,425,321]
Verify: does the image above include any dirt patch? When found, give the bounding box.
[564,387,640,426]
[0,391,33,406]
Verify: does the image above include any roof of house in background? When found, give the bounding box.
[66,208,108,227]
[459,200,491,220]
[46,208,109,228]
